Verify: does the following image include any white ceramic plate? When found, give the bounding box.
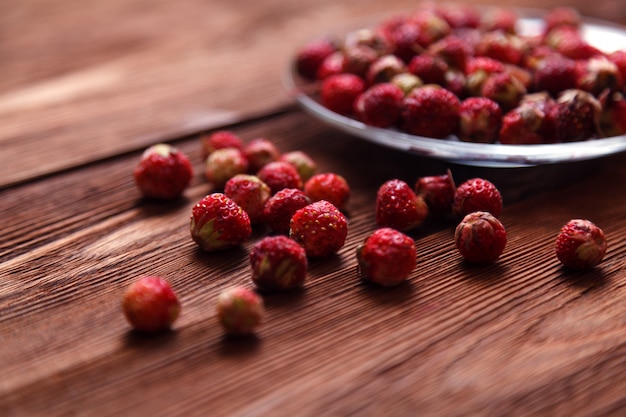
[284,9,626,167]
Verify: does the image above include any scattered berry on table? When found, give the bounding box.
[356,228,417,287]
[304,172,350,211]
[200,130,244,160]
[280,150,317,182]
[263,188,311,235]
[455,211,507,264]
[216,286,264,336]
[400,85,460,138]
[204,147,249,189]
[414,170,456,217]
[224,174,271,224]
[257,161,303,195]
[320,73,366,115]
[190,193,252,251]
[289,200,348,257]
[376,179,429,231]
[295,37,338,80]
[133,143,193,200]
[457,97,502,143]
[555,219,607,269]
[249,236,308,291]
[453,177,503,218]
[354,82,405,128]
[243,138,281,172]
[122,276,180,333]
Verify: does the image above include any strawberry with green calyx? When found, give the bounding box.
[190,193,252,251]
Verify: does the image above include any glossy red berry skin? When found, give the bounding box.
[453,178,503,218]
[216,286,264,335]
[555,219,607,269]
[376,179,429,231]
[224,174,271,224]
[200,130,244,160]
[122,276,180,333]
[249,236,308,291]
[354,83,405,128]
[257,161,303,195]
[133,144,193,200]
[243,138,281,172]
[357,228,417,287]
[190,193,252,251]
[289,200,348,258]
[457,97,502,144]
[321,73,366,115]
[295,38,338,80]
[304,173,350,211]
[455,211,507,264]
[400,85,460,138]
[414,170,456,217]
[263,188,311,235]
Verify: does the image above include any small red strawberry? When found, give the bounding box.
[414,169,456,217]
[608,50,626,88]
[400,85,460,138]
[354,82,405,128]
[316,51,347,80]
[366,54,408,84]
[576,56,624,96]
[190,193,252,251]
[543,7,582,34]
[289,200,348,257]
[427,35,472,70]
[453,178,503,218]
[437,3,481,29]
[263,188,311,235]
[243,138,281,172]
[408,54,449,85]
[376,179,429,231]
[357,228,417,287]
[320,73,366,115]
[304,172,351,211]
[480,7,518,33]
[122,276,180,333]
[455,211,507,264]
[481,71,527,112]
[249,236,308,291]
[133,143,193,200]
[544,26,601,60]
[533,55,578,96]
[280,150,317,182]
[386,21,424,63]
[475,31,527,66]
[601,93,626,136]
[391,72,424,95]
[343,45,379,77]
[409,9,452,47]
[555,89,602,142]
[344,28,392,55]
[216,286,264,335]
[224,174,271,224]
[457,97,502,143]
[204,147,249,189]
[499,101,550,145]
[555,219,607,269]
[257,161,303,195]
[464,56,506,97]
[295,37,338,80]
[200,130,244,160]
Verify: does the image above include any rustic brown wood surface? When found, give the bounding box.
[2,0,626,416]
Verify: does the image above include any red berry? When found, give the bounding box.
[200,130,244,160]
[544,26,601,60]
[366,54,407,84]
[480,7,518,33]
[122,276,180,333]
[216,286,264,335]
[343,45,379,77]
[475,31,527,66]
[304,172,350,211]
[555,219,607,269]
[354,83,405,128]
[295,38,338,80]
[533,55,578,96]
[499,101,550,145]
[481,71,527,112]
[458,97,502,143]
[555,89,602,142]
[376,179,429,231]
[224,174,271,224]
[408,54,449,85]
[414,170,456,217]
[249,236,308,291]
[437,3,481,29]
[453,178,503,218]
[543,7,582,34]
[357,228,417,287]
[455,211,507,264]
[280,150,317,182]
[400,85,460,138]
[204,147,249,189]
[316,51,347,80]
[133,143,193,200]
[608,50,626,87]
[576,56,624,96]
[289,200,348,258]
[464,56,506,97]
[427,35,472,70]
[257,161,303,195]
[321,73,366,115]
[263,188,311,235]
[190,193,252,251]
[243,138,281,172]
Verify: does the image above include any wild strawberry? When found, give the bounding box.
[533,55,578,96]
[576,56,624,96]
[437,3,481,29]
[391,72,424,95]
[464,56,506,96]
[280,150,317,182]
[608,50,626,88]
[544,26,601,60]
[475,31,528,66]
[357,228,417,287]
[343,45,379,77]
[427,35,472,70]
[344,28,391,56]
[480,7,518,33]
[224,174,271,224]
[453,178,502,218]
[601,93,626,135]
[243,138,281,172]
[289,200,348,257]
[249,236,308,291]
[400,85,460,138]
[543,7,582,34]
[133,143,193,200]
[264,188,311,235]
[555,89,602,142]
[408,54,449,85]
[414,169,456,217]
[481,71,527,112]
[555,219,607,269]
[295,37,338,80]
[200,130,244,160]
[443,68,467,98]
[316,51,347,80]
[190,193,252,251]
[257,161,303,195]
[455,211,507,264]
[122,276,180,333]
[376,179,429,231]
[216,286,264,335]
[204,147,249,189]
[366,54,408,84]
[354,83,405,128]
[499,100,555,145]
[304,172,350,211]
[386,21,424,63]
[410,10,451,47]
[457,97,502,143]
[320,73,366,115]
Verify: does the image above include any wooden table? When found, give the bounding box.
[2,0,626,415]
